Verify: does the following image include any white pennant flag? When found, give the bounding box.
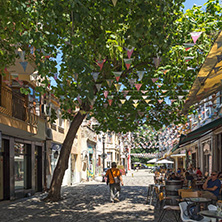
[142,96,148,100]
[137,71,145,80]
[91,72,100,81]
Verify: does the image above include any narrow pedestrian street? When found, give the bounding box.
[0,170,171,222]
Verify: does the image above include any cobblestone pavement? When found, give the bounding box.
[0,170,176,222]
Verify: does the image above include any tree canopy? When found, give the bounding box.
[1,0,222,133]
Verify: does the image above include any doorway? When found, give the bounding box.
[35,146,42,192]
[0,139,10,200]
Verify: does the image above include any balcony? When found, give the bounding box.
[0,86,38,131]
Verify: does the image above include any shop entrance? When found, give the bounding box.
[35,146,42,192]
[0,139,10,200]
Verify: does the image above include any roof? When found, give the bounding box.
[172,117,222,152]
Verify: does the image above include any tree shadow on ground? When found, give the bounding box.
[0,184,157,222]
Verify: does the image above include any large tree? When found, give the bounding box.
[1,0,221,201]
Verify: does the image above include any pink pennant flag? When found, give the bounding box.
[190,32,202,44]
[108,99,113,106]
[127,47,134,58]
[158,100,163,104]
[151,78,158,83]
[141,90,148,94]
[123,90,129,97]
[125,63,130,70]
[170,99,176,103]
[104,91,109,98]
[115,76,120,82]
[90,105,93,110]
[96,59,106,70]
[135,83,142,91]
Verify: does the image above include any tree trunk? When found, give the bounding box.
[45,111,86,201]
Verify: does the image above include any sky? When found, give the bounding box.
[184,0,208,10]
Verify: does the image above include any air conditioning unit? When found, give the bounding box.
[46,128,52,140]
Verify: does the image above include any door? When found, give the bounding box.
[0,139,10,200]
[35,146,42,192]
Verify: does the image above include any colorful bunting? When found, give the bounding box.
[20,62,28,72]
[107,95,113,100]
[96,84,102,91]
[118,103,122,108]
[114,83,121,92]
[187,67,195,71]
[183,43,195,51]
[133,103,139,108]
[104,91,109,98]
[113,71,122,82]
[142,95,148,100]
[133,100,139,104]
[123,90,129,97]
[153,57,161,68]
[92,72,99,81]
[145,99,151,104]
[178,96,184,100]
[156,83,163,88]
[162,90,168,93]
[108,99,113,106]
[124,58,133,70]
[126,47,134,59]
[120,99,126,104]
[126,95,131,101]
[96,59,106,70]
[106,79,114,88]
[151,78,158,83]
[112,0,117,6]
[128,79,136,88]
[138,111,145,117]
[104,103,108,108]
[190,32,202,44]
[158,100,163,104]
[141,90,148,94]
[137,71,145,80]
[135,83,142,91]
[80,110,86,115]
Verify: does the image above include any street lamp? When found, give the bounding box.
[102,134,106,171]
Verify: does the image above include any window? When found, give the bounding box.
[14,143,31,190]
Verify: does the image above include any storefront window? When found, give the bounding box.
[14,143,25,189]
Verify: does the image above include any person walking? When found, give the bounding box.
[105,162,124,203]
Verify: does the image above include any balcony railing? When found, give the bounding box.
[0,86,38,127]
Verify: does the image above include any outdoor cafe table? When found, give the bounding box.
[199,210,222,222]
[184,197,212,210]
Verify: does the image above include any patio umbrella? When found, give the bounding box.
[147,158,158,163]
[156,159,174,164]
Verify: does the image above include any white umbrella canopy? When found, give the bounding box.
[147,158,158,163]
[156,159,174,164]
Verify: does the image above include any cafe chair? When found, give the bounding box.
[179,202,211,222]
[157,204,180,222]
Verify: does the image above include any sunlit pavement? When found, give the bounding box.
[0,170,173,222]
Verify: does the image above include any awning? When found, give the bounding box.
[182,31,222,114]
[172,117,222,152]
